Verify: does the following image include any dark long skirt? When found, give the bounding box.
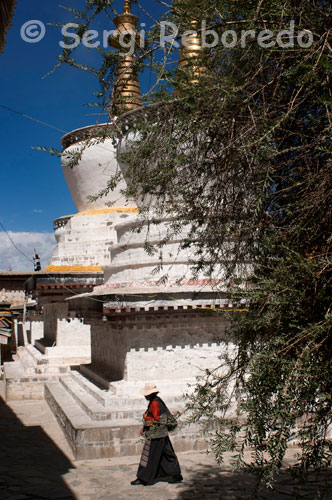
[137,436,181,485]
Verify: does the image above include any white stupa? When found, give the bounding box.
[46,1,143,273]
[46,124,139,272]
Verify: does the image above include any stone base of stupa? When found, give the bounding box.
[45,370,208,459]
[37,204,244,458]
[41,302,237,458]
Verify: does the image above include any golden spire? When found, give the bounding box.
[123,0,130,14]
[177,21,206,85]
[108,0,142,117]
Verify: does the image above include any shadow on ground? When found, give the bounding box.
[0,396,75,499]
[175,463,332,500]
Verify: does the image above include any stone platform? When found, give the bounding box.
[3,339,92,401]
[3,345,74,400]
[45,370,206,460]
[39,292,235,459]
[34,338,90,365]
[3,294,95,401]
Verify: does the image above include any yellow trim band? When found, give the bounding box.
[43,265,103,272]
[73,208,139,217]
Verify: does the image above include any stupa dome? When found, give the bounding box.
[61,124,136,213]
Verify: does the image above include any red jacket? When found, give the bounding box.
[144,400,160,423]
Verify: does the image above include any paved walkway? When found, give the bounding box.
[1,383,332,499]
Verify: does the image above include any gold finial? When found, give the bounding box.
[177,20,206,86]
[123,0,131,14]
[108,2,142,116]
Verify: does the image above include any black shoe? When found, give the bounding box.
[168,474,183,484]
[131,478,146,486]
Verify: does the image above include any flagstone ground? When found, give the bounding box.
[1,381,332,500]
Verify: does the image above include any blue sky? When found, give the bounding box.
[0,0,166,270]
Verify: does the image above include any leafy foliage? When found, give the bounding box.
[55,0,332,492]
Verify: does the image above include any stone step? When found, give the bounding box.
[10,347,70,376]
[4,361,67,381]
[27,344,79,366]
[35,340,90,365]
[34,339,50,355]
[79,364,114,391]
[4,359,61,401]
[14,348,53,376]
[46,381,139,429]
[59,374,143,421]
[59,374,114,420]
[15,347,37,372]
[72,370,151,408]
[72,370,185,414]
[45,380,207,460]
[79,365,192,406]
[45,381,142,459]
[25,344,47,364]
[33,364,70,375]
[17,345,52,366]
[3,360,25,379]
[43,346,90,358]
[70,370,109,406]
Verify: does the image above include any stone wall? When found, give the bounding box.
[34,304,92,363]
[89,311,232,383]
[90,323,127,381]
[126,327,229,382]
[43,303,68,345]
[0,289,25,305]
[57,317,91,346]
[13,320,24,347]
[27,319,44,345]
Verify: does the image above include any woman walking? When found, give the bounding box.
[131,383,183,486]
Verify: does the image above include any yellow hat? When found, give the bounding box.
[140,383,159,396]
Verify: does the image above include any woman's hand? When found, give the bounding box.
[139,427,144,436]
